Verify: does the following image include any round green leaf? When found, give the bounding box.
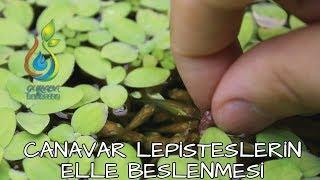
[4,0,34,28]
[261,159,302,180]
[0,18,28,46]
[36,1,75,32]
[199,127,236,179]
[158,156,199,180]
[143,55,158,67]
[136,9,169,36]
[238,12,256,49]
[94,143,141,179]
[6,76,32,105]
[70,84,100,109]
[290,151,320,177]
[252,3,287,28]
[27,87,83,114]
[0,160,10,180]
[8,50,28,77]
[258,27,290,40]
[106,66,127,85]
[124,67,170,88]
[0,108,16,148]
[101,2,131,19]
[153,30,170,50]
[33,53,75,86]
[0,90,21,111]
[4,132,49,161]
[17,112,50,135]
[0,46,14,65]
[74,46,112,79]
[140,0,170,11]
[74,0,100,17]
[105,18,146,46]
[48,124,76,143]
[23,157,60,180]
[71,103,108,135]
[100,85,128,109]
[67,16,99,32]
[256,128,307,153]
[101,42,138,64]
[88,30,113,47]
[9,169,28,180]
[0,68,15,90]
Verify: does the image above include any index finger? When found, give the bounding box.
[171,0,248,110]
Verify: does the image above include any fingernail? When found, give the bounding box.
[215,100,270,134]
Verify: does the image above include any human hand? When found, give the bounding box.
[171,0,320,134]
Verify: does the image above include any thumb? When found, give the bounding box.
[212,23,320,134]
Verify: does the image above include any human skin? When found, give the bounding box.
[171,0,320,134]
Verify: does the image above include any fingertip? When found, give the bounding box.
[212,100,275,135]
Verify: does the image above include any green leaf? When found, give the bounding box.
[158,156,199,180]
[153,30,170,50]
[101,2,131,19]
[74,0,101,17]
[106,66,127,85]
[252,3,287,28]
[140,0,170,11]
[0,18,28,46]
[0,160,10,180]
[27,87,83,114]
[0,108,16,148]
[88,30,113,47]
[23,157,61,180]
[4,132,49,161]
[143,55,158,67]
[36,1,75,32]
[17,112,50,135]
[0,46,14,65]
[71,103,108,135]
[100,85,128,109]
[0,148,3,163]
[256,128,307,154]
[238,12,256,49]
[67,16,99,32]
[47,39,60,47]
[41,20,55,42]
[101,42,138,64]
[290,16,306,30]
[258,27,290,41]
[0,90,21,111]
[70,84,100,109]
[33,53,75,86]
[9,169,28,180]
[252,159,302,180]
[4,1,34,28]
[124,67,170,88]
[0,68,15,90]
[105,18,146,46]
[6,76,32,106]
[199,127,235,180]
[74,46,112,79]
[48,124,76,143]
[94,143,141,179]
[136,9,169,36]
[290,151,320,177]
[8,50,28,77]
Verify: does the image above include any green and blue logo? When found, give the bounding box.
[24,20,60,81]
